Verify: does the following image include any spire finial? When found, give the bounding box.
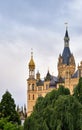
[64,22,70,47]
[48,67,50,72]
[65,22,68,30]
[31,48,33,58]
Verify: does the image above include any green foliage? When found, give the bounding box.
[40,121,49,130]
[0,118,24,130]
[52,95,82,130]
[3,122,23,130]
[24,116,38,130]
[74,77,82,104]
[58,85,70,95]
[24,86,82,130]
[0,91,20,125]
[0,118,8,130]
[4,122,17,130]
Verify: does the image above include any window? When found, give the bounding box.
[33,94,34,100]
[32,84,34,91]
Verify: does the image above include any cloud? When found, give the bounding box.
[0,0,82,107]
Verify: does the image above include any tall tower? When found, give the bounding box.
[27,51,36,116]
[58,26,76,79]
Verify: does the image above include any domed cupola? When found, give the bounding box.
[28,50,35,79]
[29,51,35,70]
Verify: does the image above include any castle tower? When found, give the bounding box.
[58,26,76,79]
[27,51,36,116]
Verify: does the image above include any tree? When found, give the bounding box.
[0,91,20,124]
[40,121,49,130]
[24,86,76,130]
[24,116,38,130]
[0,118,8,130]
[3,122,23,130]
[51,95,82,130]
[74,77,82,104]
[58,85,70,95]
[4,122,17,130]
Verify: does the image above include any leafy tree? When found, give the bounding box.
[24,86,76,130]
[4,122,17,130]
[40,121,49,130]
[3,122,23,130]
[58,85,70,95]
[24,116,38,130]
[74,77,82,104]
[0,118,8,130]
[51,95,82,130]
[0,91,20,124]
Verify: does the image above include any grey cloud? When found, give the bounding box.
[0,0,82,106]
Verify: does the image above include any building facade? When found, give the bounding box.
[27,27,82,116]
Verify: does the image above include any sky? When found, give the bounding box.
[0,0,82,107]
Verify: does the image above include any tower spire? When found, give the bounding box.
[65,22,68,30]
[64,23,70,47]
[31,48,33,59]
[28,49,35,79]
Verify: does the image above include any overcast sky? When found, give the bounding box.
[0,0,82,107]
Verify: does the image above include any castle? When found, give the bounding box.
[27,27,82,116]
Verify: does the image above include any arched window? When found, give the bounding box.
[33,94,34,100]
[32,84,34,91]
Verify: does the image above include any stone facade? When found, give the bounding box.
[27,27,82,116]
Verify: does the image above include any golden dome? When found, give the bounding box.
[28,51,35,69]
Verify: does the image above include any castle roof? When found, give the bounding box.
[36,79,44,86]
[49,76,57,88]
[62,47,71,65]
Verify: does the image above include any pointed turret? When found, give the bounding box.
[62,26,71,65]
[58,25,76,78]
[45,70,51,81]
